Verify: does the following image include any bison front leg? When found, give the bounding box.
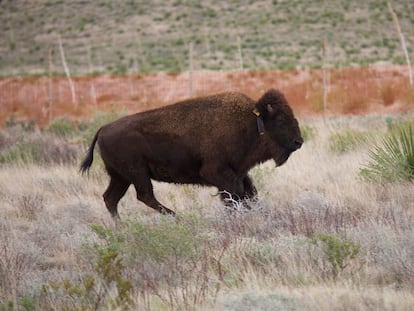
[242,175,257,200]
[200,162,245,200]
[219,175,258,208]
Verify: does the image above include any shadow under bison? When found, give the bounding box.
[80,89,303,218]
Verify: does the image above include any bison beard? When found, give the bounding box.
[80,89,303,218]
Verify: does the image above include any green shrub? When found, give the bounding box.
[5,115,36,132]
[300,124,317,142]
[40,223,135,309]
[309,234,361,279]
[0,133,77,165]
[81,215,221,309]
[41,250,132,310]
[90,216,208,263]
[328,129,369,154]
[0,301,14,311]
[243,240,279,270]
[360,123,414,182]
[20,296,36,311]
[0,140,43,164]
[46,118,76,137]
[78,111,124,145]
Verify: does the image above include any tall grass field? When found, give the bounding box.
[1,112,413,310]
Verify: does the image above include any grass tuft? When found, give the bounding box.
[361,123,414,182]
[328,129,370,154]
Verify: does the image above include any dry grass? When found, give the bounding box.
[0,113,413,310]
[211,285,414,311]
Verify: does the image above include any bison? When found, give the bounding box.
[80,89,303,218]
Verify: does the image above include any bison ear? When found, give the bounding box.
[267,104,273,113]
[255,89,282,119]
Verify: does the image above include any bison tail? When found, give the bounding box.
[80,129,100,175]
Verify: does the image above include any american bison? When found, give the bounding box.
[80,89,303,218]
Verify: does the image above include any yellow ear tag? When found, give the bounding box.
[252,108,261,116]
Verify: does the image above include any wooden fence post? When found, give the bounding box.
[58,35,77,106]
[237,36,244,71]
[48,44,54,122]
[322,37,329,122]
[189,41,194,97]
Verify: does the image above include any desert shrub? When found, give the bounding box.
[77,111,125,145]
[0,222,33,308]
[351,224,414,288]
[309,234,361,279]
[360,123,414,182]
[238,239,284,276]
[300,124,317,142]
[4,115,36,132]
[0,140,43,164]
[0,301,15,311]
[15,193,44,220]
[46,118,76,137]
[1,293,32,311]
[0,131,12,153]
[328,129,369,154]
[77,215,224,309]
[35,215,134,311]
[116,218,206,262]
[41,249,132,310]
[41,257,131,309]
[0,132,78,165]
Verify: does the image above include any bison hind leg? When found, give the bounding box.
[103,174,130,219]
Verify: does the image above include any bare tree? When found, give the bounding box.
[387,1,413,86]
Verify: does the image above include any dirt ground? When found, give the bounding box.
[1,65,413,126]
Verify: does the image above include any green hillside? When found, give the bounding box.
[1,0,413,76]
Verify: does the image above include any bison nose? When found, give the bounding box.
[292,137,303,150]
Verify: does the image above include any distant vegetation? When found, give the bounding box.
[0,111,123,165]
[0,0,413,76]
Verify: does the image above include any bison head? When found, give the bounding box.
[255,89,303,166]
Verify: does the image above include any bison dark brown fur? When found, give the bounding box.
[80,89,303,218]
